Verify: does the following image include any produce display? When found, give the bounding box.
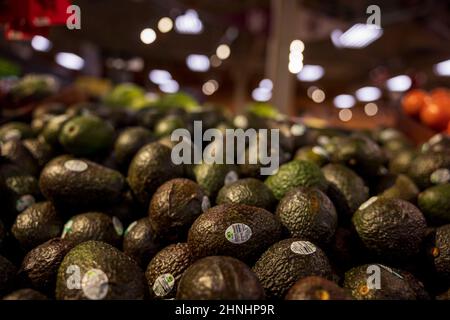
[0,75,450,301]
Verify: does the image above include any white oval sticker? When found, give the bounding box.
[64,160,88,173]
[317,135,330,146]
[358,196,378,211]
[153,273,175,297]
[430,168,450,185]
[124,221,138,236]
[82,268,109,300]
[224,170,238,186]
[290,124,306,137]
[201,196,210,212]
[16,194,35,212]
[312,146,328,158]
[112,217,123,236]
[3,129,21,141]
[61,220,73,238]
[225,223,252,244]
[290,241,317,255]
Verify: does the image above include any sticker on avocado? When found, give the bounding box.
[81,268,109,300]
[358,196,378,211]
[64,160,88,172]
[312,146,328,158]
[429,134,443,145]
[378,264,404,279]
[290,241,317,255]
[317,135,330,146]
[3,129,21,141]
[153,273,175,297]
[430,168,450,185]
[201,196,210,212]
[112,217,123,236]
[290,124,306,137]
[224,170,238,186]
[124,221,137,236]
[225,223,252,244]
[379,129,398,141]
[16,194,35,212]
[61,220,73,238]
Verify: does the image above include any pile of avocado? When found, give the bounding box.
[0,83,450,301]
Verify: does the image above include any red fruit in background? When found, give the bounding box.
[431,88,450,117]
[402,89,428,117]
[447,121,450,135]
[420,101,450,131]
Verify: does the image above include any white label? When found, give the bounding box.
[290,124,306,137]
[359,196,378,211]
[3,129,21,141]
[112,217,123,236]
[64,160,88,172]
[378,264,404,279]
[379,129,398,141]
[16,194,35,212]
[290,241,317,255]
[312,146,328,158]
[201,196,210,212]
[81,269,109,300]
[317,135,330,146]
[61,220,73,238]
[429,134,443,145]
[225,223,252,244]
[430,168,450,185]
[124,221,137,236]
[153,273,175,297]
[224,170,238,186]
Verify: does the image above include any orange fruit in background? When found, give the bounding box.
[431,88,450,117]
[402,89,428,117]
[447,121,450,135]
[420,100,450,131]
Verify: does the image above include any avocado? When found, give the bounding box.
[61,212,123,247]
[216,178,276,210]
[389,149,416,174]
[378,174,419,202]
[421,134,450,153]
[265,160,327,200]
[382,138,413,159]
[23,137,54,169]
[344,264,424,300]
[352,197,427,260]
[56,241,146,300]
[425,225,450,281]
[276,187,337,244]
[285,276,352,300]
[3,288,48,300]
[194,163,239,198]
[149,178,208,242]
[418,184,450,223]
[294,146,329,167]
[1,140,38,176]
[145,243,193,299]
[154,115,184,137]
[113,127,154,169]
[123,218,161,268]
[12,201,62,250]
[188,204,282,263]
[19,238,73,294]
[408,151,450,189]
[41,114,72,147]
[59,115,115,157]
[322,163,369,218]
[252,238,332,299]
[437,288,450,300]
[177,256,265,300]
[40,155,125,211]
[0,122,33,142]
[0,255,16,295]
[127,142,183,207]
[136,107,163,130]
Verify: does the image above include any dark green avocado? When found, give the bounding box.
[378,174,419,202]
[389,149,416,174]
[154,115,184,137]
[177,256,265,300]
[216,178,276,210]
[187,204,283,263]
[113,127,154,169]
[0,122,33,142]
[145,243,193,299]
[193,163,239,199]
[425,224,450,281]
[276,187,337,244]
[56,241,146,300]
[252,238,332,299]
[407,151,450,189]
[149,178,208,242]
[1,140,38,176]
[3,288,48,300]
[12,201,62,250]
[418,184,450,223]
[285,276,352,300]
[23,137,54,169]
[61,212,123,247]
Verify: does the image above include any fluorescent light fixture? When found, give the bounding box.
[252,87,272,102]
[159,80,179,93]
[149,69,172,85]
[202,80,218,96]
[434,59,450,76]
[175,10,203,34]
[140,28,156,44]
[355,86,381,102]
[333,94,356,109]
[288,60,303,74]
[336,23,383,48]
[55,52,84,70]
[331,30,343,48]
[259,79,273,91]
[297,65,324,82]
[290,40,305,52]
[339,109,353,121]
[31,35,52,52]
[216,44,231,60]
[158,17,173,33]
[386,75,412,92]
[186,54,210,72]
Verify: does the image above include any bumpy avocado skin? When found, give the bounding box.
[177,256,265,300]
[408,151,450,189]
[352,198,427,260]
[252,238,332,299]
[418,184,450,223]
[276,187,337,244]
[426,225,450,281]
[40,155,125,211]
[285,276,352,300]
[194,163,238,199]
[113,127,154,169]
[145,243,193,299]
[187,204,283,263]
[56,241,146,300]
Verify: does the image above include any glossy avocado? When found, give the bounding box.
[194,163,239,199]
[113,126,154,169]
[408,151,450,189]
[418,184,450,224]
[3,288,48,300]
[285,276,352,300]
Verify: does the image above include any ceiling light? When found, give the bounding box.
[31,35,52,52]
[336,23,383,48]
[127,57,144,72]
[434,59,450,76]
[216,44,231,60]
[259,79,273,91]
[210,55,222,68]
[252,88,271,102]
[364,103,378,116]
[288,60,303,74]
[159,80,179,93]
[175,10,203,34]
[297,65,324,82]
[290,40,305,52]
[158,17,173,33]
[339,109,353,121]
[149,69,172,85]
[355,86,381,101]
[140,28,156,44]
[186,54,210,72]
[311,89,326,103]
[55,52,84,70]
[333,94,355,109]
[386,75,412,92]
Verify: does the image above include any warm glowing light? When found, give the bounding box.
[216,44,231,60]
[140,28,156,44]
[339,109,353,122]
[290,40,305,52]
[311,89,326,103]
[364,103,378,116]
[158,17,173,33]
